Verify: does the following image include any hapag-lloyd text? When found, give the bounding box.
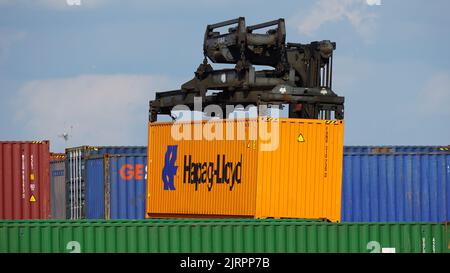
[183,154,242,191]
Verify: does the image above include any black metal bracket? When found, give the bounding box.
[149,87,344,122]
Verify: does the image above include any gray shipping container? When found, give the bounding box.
[50,160,66,219]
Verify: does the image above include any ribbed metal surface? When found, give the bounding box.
[147,119,260,217]
[65,146,147,219]
[66,147,84,220]
[342,150,450,222]
[147,118,344,221]
[85,155,147,219]
[85,157,105,219]
[50,160,66,219]
[256,119,344,221]
[344,145,450,154]
[0,220,448,253]
[88,146,147,156]
[0,141,50,219]
[110,155,147,219]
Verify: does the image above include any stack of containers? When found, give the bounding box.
[0,141,50,219]
[342,145,450,222]
[65,146,147,219]
[85,154,147,219]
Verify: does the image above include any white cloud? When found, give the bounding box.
[291,0,378,43]
[13,74,180,151]
[418,72,450,116]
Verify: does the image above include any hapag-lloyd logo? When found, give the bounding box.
[161,145,243,191]
[162,145,178,190]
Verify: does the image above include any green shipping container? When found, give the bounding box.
[0,219,448,253]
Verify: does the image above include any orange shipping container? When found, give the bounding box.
[146,118,344,222]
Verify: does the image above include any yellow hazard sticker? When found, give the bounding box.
[30,173,35,181]
[247,141,257,149]
[297,134,305,142]
[325,120,342,125]
[29,195,36,202]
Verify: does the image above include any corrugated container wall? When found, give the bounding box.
[50,160,66,219]
[85,154,147,219]
[342,147,450,222]
[344,145,450,154]
[0,219,448,253]
[0,141,50,219]
[109,155,147,219]
[147,118,344,221]
[85,157,104,219]
[66,146,147,219]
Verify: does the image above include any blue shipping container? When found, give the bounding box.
[342,147,449,222]
[85,157,105,219]
[88,146,147,156]
[344,145,449,154]
[86,154,147,219]
[66,146,147,219]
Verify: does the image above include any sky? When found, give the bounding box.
[0,0,449,152]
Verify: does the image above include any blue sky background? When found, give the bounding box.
[0,0,449,152]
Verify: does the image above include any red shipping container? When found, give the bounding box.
[0,141,51,219]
